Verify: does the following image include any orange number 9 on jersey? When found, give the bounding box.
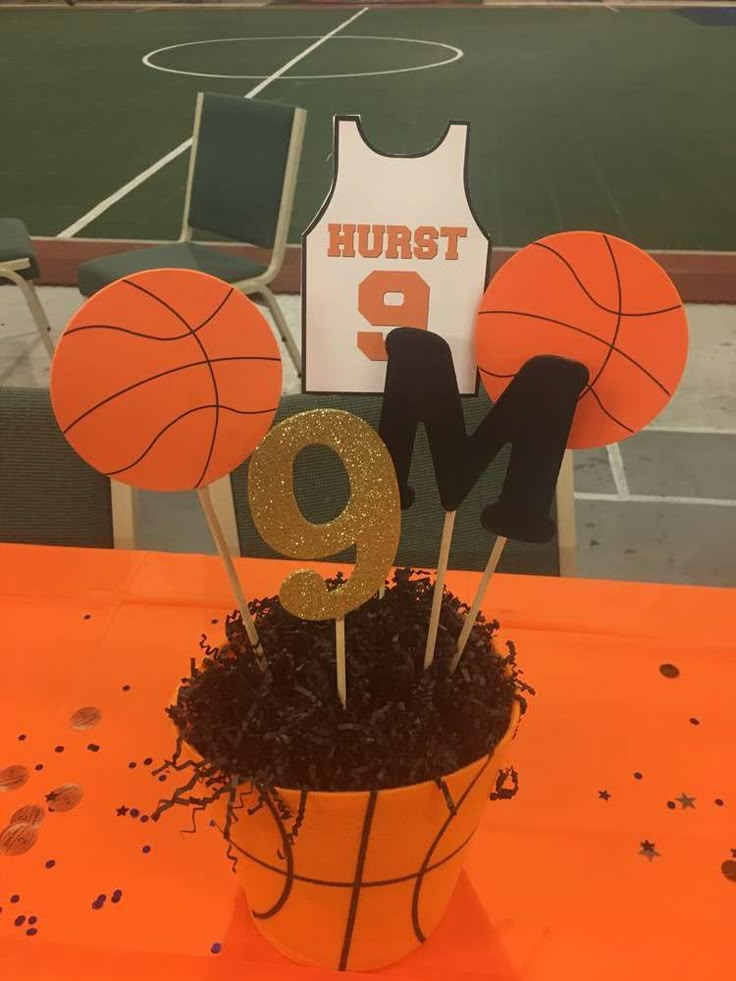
[357,270,430,362]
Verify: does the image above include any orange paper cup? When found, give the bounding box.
[200,696,520,972]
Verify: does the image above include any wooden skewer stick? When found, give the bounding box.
[424,510,457,670]
[449,535,507,674]
[335,616,347,709]
[197,485,265,666]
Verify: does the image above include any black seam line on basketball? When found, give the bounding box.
[411,754,493,945]
[583,385,634,434]
[101,404,278,479]
[532,241,681,318]
[62,357,280,435]
[65,286,236,341]
[122,280,230,488]
[582,234,623,402]
[339,790,378,972]
[223,823,475,889]
[477,368,517,379]
[478,311,671,396]
[250,785,294,920]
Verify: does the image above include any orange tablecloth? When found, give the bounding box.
[1,544,734,979]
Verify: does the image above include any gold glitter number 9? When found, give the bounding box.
[248,409,401,621]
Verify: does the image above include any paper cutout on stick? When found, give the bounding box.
[475,231,688,449]
[50,268,282,491]
[302,116,490,395]
[248,409,401,620]
[379,328,588,544]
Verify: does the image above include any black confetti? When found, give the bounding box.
[10,895,20,903]
[598,790,611,801]
[715,798,725,807]
[689,717,700,726]
[142,845,151,854]
[34,764,43,772]
[160,573,530,795]
[88,744,100,752]
[83,614,91,620]
[721,860,736,882]
[111,889,123,904]
[130,809,140,818]
[18,734,26,741]
[44,860,56,869]
[14,915,26,927]
[667,801,676,810]
[54,746,64,754]
[659,663,680,679]
[26,928,38,937]
[634,772,643,780]
[211,942,222,954]
[122,685,131,692]
[91,894,106,910]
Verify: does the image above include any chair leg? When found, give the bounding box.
[256,285,301,377]
[12,274,55,359]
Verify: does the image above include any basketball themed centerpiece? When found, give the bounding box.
[47,215,687,970]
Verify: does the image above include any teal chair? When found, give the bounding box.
[0,219,54,358]
[77,93,306,373]
[0,387,135,548]
[207,392,575,576]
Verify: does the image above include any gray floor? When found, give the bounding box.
[1,286,735,586]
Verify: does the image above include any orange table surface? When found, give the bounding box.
[1,543,734,980]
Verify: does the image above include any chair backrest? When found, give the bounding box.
[184,92,305,254]
[0,387,115,548]
[230,393,562,576]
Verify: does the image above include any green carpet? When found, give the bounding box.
[2,7,735,249]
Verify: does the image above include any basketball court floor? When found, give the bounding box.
[1,2,734,586]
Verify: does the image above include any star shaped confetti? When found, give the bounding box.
[639,840,661,862]
[674,792,696,810]
[116,806,128,817]
[598,790,611,801]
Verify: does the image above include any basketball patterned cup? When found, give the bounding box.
[205,696,520,972]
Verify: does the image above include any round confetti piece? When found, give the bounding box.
[83,614,91,620]
[87,744,100,753]
[142,845,151,854]
[17,734,27,742]
[130,809,140,818]
[45,859,56,869]
[689,717,700,726]
[128,762,137,769]
[14,915,26,927]
[211,942,222,954]
[715,798,725,807]
[11,895,20,903]
[70,706,102,730]
[634,772,643,780]
[54,746,65,754]
[666,801,675,810]
[10,804,45,827]
[111,889,123,904]
[143,758,153,766]
[0,823,39,856]
[26,928,38,937]
[722,860,736,882]
[34,764,44,772]
[659,663,680,679]
[0,765,30,792]
[122,685,131,692]
[47,784,83,813]
[28,916,37,925]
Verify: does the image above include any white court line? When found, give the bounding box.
[576,492,736,508]
[57,6,368,239]
[606,443,630,497]
[647,425,736,436]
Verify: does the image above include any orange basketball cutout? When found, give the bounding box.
[50,269,282,491]
[475,231,688,449]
